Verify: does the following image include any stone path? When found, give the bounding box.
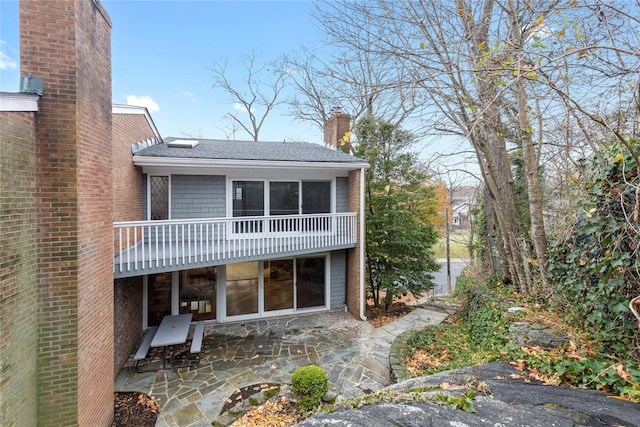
[114,297,459,426]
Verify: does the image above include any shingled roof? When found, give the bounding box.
[135,137,365,164]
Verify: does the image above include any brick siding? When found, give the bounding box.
[0,111,39,426]
[346,169,363,317]
[113,114,148,223]
[113,277,143,373]
[19,0,114,425]
[112,113,156,375]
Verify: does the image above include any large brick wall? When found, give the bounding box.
[114,276,143,373]
[346,169,363,318]
[20,0,114,425]
[0,111,39,426]
[76,1,114,425]
[112,112,155,374]
[113,113,148,223]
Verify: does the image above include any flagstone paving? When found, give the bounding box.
[114,297,459,427]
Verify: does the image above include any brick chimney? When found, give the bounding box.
[19,0,114,425]
[324,106,351,154]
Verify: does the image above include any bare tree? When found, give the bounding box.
[311,0,640,294]
[209,51,289,141]
[284,34,430,136]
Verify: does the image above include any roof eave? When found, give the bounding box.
[132,156,370,170]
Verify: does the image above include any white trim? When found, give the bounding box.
[359,167,367,321]
[112,103,162,140]
[134,156,369,171]
[0,92,39,112]
[142,276,149,329]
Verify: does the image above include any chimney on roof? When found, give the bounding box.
[324,106,351,154]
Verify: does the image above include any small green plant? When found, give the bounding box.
[291,365,329,412]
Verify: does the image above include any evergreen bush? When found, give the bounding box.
[291,365,329,412]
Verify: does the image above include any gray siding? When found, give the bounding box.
[330,250,347,310]
[336,177,348,213]
[171,175,226,219]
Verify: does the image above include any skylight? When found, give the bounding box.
[167,139,199,148]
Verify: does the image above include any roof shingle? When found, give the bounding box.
[136,137,365,164]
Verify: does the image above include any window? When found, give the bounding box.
[150,175,169,220]
[302,181,331,214]
[233,181,264,233]
[270,182,299,216]
[232,181,264,217]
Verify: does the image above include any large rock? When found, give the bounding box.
[295,362,640,426]
[509,321,570,350]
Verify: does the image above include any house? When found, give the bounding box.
[1,2,368,426]
[112,110,369,372]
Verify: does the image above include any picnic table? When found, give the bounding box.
[151,313,193,369]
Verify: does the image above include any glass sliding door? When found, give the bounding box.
[225,262,259,317]
[233,181,264,233]
[180,267,217,321]
[264,259,294,312]
[147,272,172,327]
[296,257,326,309]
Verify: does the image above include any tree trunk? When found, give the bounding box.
[507,0,549,292]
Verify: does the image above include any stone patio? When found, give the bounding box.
[115,298,459,426]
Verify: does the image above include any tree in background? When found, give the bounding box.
[353,116,440,310]
[209,51,289,141]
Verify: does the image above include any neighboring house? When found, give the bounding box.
[451,185,477,230]
[112,110,369,371]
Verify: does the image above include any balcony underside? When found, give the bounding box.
[114,237,355,279]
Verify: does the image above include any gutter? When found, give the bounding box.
[133,156,369,171]
[359,167,367,321]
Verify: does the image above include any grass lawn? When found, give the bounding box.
[431,230,470,259]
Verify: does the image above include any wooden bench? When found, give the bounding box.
[189,321,205,366]
[134,326,158,371]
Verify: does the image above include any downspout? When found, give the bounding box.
[359,167,367,321]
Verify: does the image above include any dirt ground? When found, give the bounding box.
[112,392,158,427]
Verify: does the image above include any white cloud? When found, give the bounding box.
[0,50,17,70]
[126,95,160,112]
[233,102,255,113]
[181,90,198,103]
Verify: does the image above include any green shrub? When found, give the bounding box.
[291,365,328,412]
[547,140,640,359]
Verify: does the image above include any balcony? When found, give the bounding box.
[113,213,357,278]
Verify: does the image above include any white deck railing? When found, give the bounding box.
[114,213,357,275]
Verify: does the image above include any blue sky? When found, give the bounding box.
[0,0,323,142]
